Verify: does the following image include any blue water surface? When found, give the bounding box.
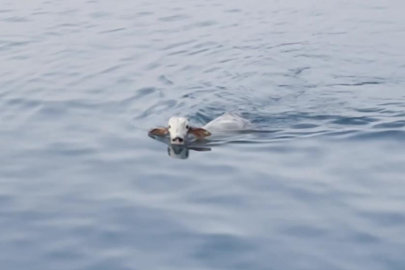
[1,0,405,269]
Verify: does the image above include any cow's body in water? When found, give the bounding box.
[148,113,251,145]
[203,113,251,133]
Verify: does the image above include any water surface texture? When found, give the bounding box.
[1,0,405,269]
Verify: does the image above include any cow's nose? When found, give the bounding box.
[172,137,184,143]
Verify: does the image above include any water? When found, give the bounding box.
[1,0,405,269]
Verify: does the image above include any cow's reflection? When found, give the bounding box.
[167,145,211,160]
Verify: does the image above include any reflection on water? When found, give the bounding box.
[168,145,211,160]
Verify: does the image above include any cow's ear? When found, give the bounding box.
[148,127,169,136]
[188,127,211,138]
